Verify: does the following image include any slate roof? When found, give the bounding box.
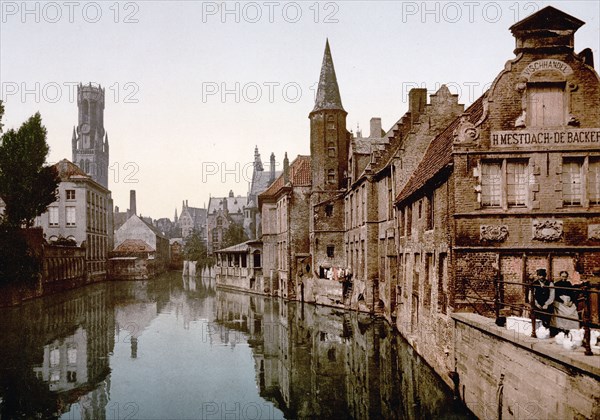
[207,195,246,215]
[183,206,207,226]
[395,94,486,205]
[509,6,584,33]
[259,155,311,199]
[249,169,282,202]
[312,40,345,113]
[215,240,261,254]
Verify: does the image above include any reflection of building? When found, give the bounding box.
[8,283,116,419]
[36,159,113,280]
[34,326,88,392]
[213,289,466,419]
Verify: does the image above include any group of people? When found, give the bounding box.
[531,268,581,336]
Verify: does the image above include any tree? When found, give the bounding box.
[183,229,214,269]
[0,100,4,133]
[0,113,59,227]
[222,222,249,248]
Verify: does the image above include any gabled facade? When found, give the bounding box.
[178,200,207,239]
[206,191,246,254]
[113,214,169,274]
[258,154,311,298]
[393,5,600,385]
[245,147,281,240]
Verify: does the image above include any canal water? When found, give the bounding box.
[0,271,473,419]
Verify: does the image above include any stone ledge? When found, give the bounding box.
[452,312,600,379]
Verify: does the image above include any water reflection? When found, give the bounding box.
[0,272,471,419]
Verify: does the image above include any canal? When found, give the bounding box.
[0,271,473,419]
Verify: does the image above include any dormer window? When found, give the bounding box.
[527,83,566,127]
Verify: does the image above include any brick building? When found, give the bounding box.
[258,154,311,298]
[393,6,600,381]
[206,191,246,254]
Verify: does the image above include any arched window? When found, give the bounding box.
[327,169,335,183]
[328,142,336,157]
[327,115,336,130]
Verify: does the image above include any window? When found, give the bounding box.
[217,217,222,227]
[328,142,336,157]
[327,245,335,258]
[66,189,75,200]
[481,160,529,208]
[325,204,333,217]
[327,169,335,184]
[212,230,218,242]
[327,115,336,130]
[562,157,600,206]
[426,192,434,230]
[527,83,565,127]
[66,207,76,226]
[507,161,528,207]
[588,159,600,205]
[562,159,582,206]
[49,207,59,226]
[481,162,502,207]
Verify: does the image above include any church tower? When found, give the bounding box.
[309,40,349,276]
[309,39,349,190]
[72,83,109,188]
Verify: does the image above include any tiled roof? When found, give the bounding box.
[114,239,154,252]
[395,94,486,205]
[54,159,89,181]
[215,239,260,254]
[259,155,311,199]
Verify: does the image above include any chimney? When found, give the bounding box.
[186,199,188,207]
[115,205,120,213]
[283,152,289,184]
[229,190,234,198]
[369,118,382,138]
[270,153,276,182]
[408,88,427,125]
[129,190,137,216]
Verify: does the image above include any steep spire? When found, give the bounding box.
[254,145,263,171]
[312,39,345,114]
[283,152,290,184]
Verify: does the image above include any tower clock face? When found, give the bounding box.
[80,123,90,134]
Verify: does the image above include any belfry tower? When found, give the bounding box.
[309,40,350,273]
[72,83,109,188]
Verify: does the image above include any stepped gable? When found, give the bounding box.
[395,94,486,204]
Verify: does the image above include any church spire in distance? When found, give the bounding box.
[312,39,345,114]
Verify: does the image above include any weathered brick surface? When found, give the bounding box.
[454,314,600,420]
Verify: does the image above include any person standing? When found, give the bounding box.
[551,271,580,335]
[531,268,554,328]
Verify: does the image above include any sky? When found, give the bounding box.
[1,0,599,220]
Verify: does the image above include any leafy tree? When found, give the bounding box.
[222,222,249,248]
[184,229,214,269]
[0,100,4,133]
[0,113,59,227]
